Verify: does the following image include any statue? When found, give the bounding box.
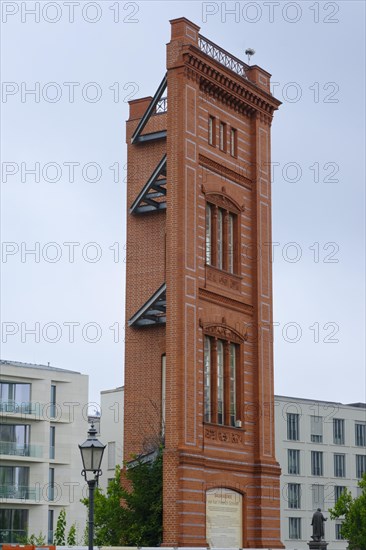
[311,508,327,541]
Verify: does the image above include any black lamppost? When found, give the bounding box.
[79,424,106,550]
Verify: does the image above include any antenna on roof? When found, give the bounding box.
[245,48,255,65]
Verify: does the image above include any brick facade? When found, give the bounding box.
[124,18,283,548]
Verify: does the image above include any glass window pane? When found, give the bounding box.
[229,343,236,426]
[205,205,212,265]
[217,209,223,270]
[204,336,211,423]
[217,340,224,425]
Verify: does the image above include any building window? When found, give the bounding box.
[355,422,366,446]
[48,510,54,544]
[356,454,366,478]
[203,335,240,427]
[334,485,345,503]
[288,449,300,474]
[0,382,31,413]
[311,415,323,443]
[219,121,227,152]
[161,354,166,437]
[230,127,237,157]
[287,413,300,441]
[48,468,55,501]
[335,522,344,540]
[311,451,324,476]
[208,116,216,146]
[334,454,346,477]
[288,483,301,509]
[0,424,30,456]
[50,385,56,418]
[108,442,116,470]
[50,426,55,459]
[312,484,324,510]
[0,509,28,543]
[205,202,238,274]
[333,418,345,445]
[289,517,301,540]
[0,466,30,499]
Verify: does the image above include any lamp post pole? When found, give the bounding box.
[79,424,106,550]
[87,478,96,550]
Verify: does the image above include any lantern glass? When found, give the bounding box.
[79,425,105,473]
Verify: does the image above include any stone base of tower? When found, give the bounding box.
[162,451,284,549]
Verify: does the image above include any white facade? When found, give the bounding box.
[97,386,124,492]
[275,395,366,548]
[0,360,89,544]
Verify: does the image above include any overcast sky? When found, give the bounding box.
[1,1,365,411]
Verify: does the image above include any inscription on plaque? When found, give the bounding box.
[206,488,243,548]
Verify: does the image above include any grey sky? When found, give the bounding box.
[1,1,365,409]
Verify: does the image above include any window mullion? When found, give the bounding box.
[223,210,229,272]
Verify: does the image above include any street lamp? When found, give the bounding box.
[79,424,106,550]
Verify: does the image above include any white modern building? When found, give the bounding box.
[275,395,366,548]
[0,359,89,544]
[98,386,124,492]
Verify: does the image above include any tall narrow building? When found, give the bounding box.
[124,18,282,548]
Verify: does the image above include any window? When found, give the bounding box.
[219,122,227,152]
[334,454,346,477]
[287,413,300,441]
[333,418,345,445]
[288,483,301,509]
[48,468,55,501]
[335,523,344,540]
[50,385,56,418]
[161,354,166,436]
[312,484,324,510]
[0,466,30,499]
[334,485,345,503]
[108,442,116,470]
[311,451,323,476]
[355,422,366,446]
[205,202,238,274]
[0,382,31,413]
[0,509,28,543]
[0,424,30,455]
[289,517,301,540]
[50,426,55,459]
[48,510,54,544]
[208,116,216,146]
[230,127,237,157]
[288,449,300,474]
[356,454,366,478]
[311,415,323,443]
[203,335,240,427]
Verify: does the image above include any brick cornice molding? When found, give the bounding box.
[199,154,252,189]
[199,287,254,317]
[183,46,280,122]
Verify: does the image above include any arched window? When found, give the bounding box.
[202,324,243,427]
[205,193,241,275]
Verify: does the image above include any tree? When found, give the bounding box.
[329,473,366,549]
[66,523,77,546]
[53,508,66,545]
[82,447,163,546]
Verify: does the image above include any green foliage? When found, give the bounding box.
[67,522,77,546]
[18,532,46,545]
[329,473,366,549]
[53,508,66,545]
[82,448,163,546]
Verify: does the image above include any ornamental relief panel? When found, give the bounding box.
[204,425,244,447]
[200,320,245,344]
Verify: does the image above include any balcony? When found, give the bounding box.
[198,34,249,79]
[0,484,40,500]
[0,400,41,415]
[0,442,43,458]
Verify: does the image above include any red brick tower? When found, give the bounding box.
[124,18,283,548]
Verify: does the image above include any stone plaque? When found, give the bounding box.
[206,488,243,548]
